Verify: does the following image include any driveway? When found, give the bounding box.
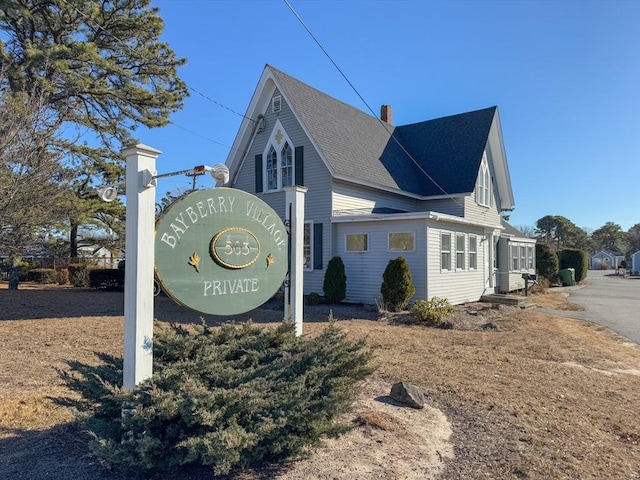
[543,269,640,344]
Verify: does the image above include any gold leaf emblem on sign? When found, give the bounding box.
[188,252,201,273]
[266,253,275,269]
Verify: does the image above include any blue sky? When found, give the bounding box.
[140,0,640,232]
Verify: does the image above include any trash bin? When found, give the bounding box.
[559,268,576,286]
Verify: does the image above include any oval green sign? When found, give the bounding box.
[155,188,288,316]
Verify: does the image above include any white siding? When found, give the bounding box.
[464,192,502,226]
[334,219,427,305]
[332,181,416,215]
[231,88,333,294]
[497,237,536,293]
[416,198,464,216]
[425,222,487,305]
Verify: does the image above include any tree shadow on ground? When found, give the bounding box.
[0,423,133,480]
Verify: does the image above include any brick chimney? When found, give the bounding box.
[381,104,392,124]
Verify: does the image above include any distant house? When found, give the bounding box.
[77,244,120,268]
[589,250,625,270]
[631,251,640,276]
[225,65,534,305]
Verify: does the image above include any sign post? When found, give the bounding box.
[284,186,307,336]
[122,143,160,390]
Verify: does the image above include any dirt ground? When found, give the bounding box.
[0,283,639,480]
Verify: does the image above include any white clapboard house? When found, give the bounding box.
[225,65,534,305]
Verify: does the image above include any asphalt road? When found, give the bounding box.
[548,269,640,344]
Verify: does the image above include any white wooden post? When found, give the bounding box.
[122,143,161,390]
[284,186,307,336]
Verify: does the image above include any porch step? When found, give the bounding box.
[481,294,536,309]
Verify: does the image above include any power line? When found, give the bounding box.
[282,0,461,204]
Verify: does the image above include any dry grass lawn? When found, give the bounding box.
[0,283,638,479]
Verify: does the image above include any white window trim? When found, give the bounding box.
[263,119,294,192]
[272,95,282,113]
[441,232,452,272]
[387,231,416,253]
[345,233,369,253]
[511,244,519,272]
[469,235,478,270]
[476,152,491,207]
[456,234,466,271]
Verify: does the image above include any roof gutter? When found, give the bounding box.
[332,210,504,230]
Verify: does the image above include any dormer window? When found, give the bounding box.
[476,153,491,207]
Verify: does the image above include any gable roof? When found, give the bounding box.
[501,219,536,241]
[227,65,514,208]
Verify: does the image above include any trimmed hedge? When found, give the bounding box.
[559,248,588,283]
[68,264,91,287]
[28,268,58,284]
[89,269,125,291]
[57,269,69,285]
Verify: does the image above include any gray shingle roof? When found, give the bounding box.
[269,65,497,197]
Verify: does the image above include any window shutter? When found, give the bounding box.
[295,146,304,186]
[313,222,323,270]
[255,154,263,193]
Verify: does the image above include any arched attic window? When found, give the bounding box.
[476,153,492,207]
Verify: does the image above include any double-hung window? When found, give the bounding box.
[469,236,477,270]
[441,233,451,271]
[303,222,312,269]
[511,245,519,271]
[456,234,466,270]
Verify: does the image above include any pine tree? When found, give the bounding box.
[0,0,188,256]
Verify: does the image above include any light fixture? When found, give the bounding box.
[95,185,120,202]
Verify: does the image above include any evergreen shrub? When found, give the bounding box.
[68,263,90,287]
[89,269,125,290]
[380,257,415,311]
[323,256,346,303]
[65,321,373,477]
[535,243,559,281]
[57,269,69,285]
[305,292,322,305]
[559,248,588,283]
[28,268,57,284]
[410,297,454,326]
